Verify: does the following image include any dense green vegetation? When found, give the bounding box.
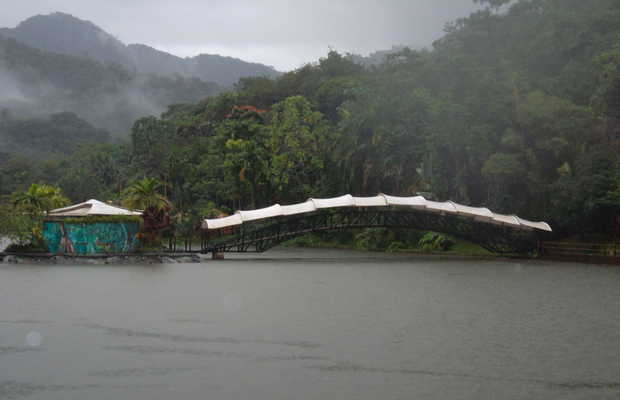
[283,229,492,256]
[0,111,109,157]
[0,183,70,250]
[2,0,620,247]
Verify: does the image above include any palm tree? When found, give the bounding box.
[12,184,70,214]
[121,178,171,212]
[122,178,172,246]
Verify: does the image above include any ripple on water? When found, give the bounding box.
[0,346,44,355]
[0,320,52,325]
[79,323,321,349]
[306,362,620,392]
[0,381,176,399]
[102,344,251,359]
[168,318,214,325]
[255,354,330,362]
[88,366,209,378]
[0,381,99,400]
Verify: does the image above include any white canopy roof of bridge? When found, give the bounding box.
[202,194,552,232]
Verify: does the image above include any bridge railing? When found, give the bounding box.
[540,241,618,257]
[539,241,620,265]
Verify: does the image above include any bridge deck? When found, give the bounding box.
[202,208,546,255]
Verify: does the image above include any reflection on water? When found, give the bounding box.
[1,248,620,400]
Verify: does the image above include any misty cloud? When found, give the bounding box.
[0,68,28,104]
[0,54,210,133]
[0,0,479,70]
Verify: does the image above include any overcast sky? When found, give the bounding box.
[1,0,480,71]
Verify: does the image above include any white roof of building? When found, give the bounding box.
[48,199,142,217]
[202,194,553,232]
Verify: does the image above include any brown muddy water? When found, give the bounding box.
[1,248,620,400]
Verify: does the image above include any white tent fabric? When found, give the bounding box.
[310,195,355,209]
[490,213,522,228]
[353,195,388,207]
[280,200,317,216]
[202,194,553,232]
[449,202,494,220]
[202,213,243,230]
[424,200,458,214]
[382,194,427,208]
[516,217,552,232]
[238,204,282,222]
[48,199,142,217]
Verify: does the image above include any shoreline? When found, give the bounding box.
[0,252,203,264]
[2,248,619,266]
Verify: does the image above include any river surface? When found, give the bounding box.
[1,248,620,400]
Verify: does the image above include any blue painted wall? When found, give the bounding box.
[43,221,140,254]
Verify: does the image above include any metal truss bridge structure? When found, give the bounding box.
[199,195,552,255]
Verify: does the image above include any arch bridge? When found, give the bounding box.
[199,194,552,255]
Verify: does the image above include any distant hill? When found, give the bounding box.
[348,46,409,67]
[0,12,280,86]
[0,35,221,133]
[127,44,281,86]
[0,13,131,68]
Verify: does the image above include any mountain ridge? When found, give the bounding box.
[0,12,280,86]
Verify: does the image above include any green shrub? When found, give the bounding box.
[386,241,407,252]
[0,205,44,248]
[354,228,394,251]
[283,234,323,247]
[418,232,454,251]
[4,242,47,253]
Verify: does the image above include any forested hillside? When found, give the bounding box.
[0,35,221,133]
[0,12,280,86]
[0,111,109,157]
[2,0,619,238]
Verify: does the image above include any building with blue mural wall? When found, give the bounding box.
[43,200,142,255]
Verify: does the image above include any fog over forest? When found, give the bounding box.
[0,0,480,70]
[1,0,620,245]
